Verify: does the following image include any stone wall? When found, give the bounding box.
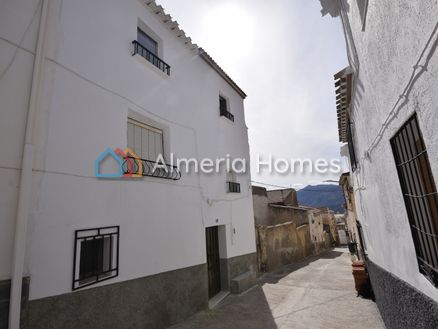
[367,260,438,329]
[256,222,314,272]
[22,264,207,329]
[219,252,257,293]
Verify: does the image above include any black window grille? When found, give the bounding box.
[133,29,170,75]
[73,226,119,290]
[227,181,241,193]
[347,119,358,172]
[219,96,234,122]
[122,156,181,180]
[391,114,438,287]
[219,96,227,112]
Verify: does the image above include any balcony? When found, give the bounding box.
[227,181,240,193]
[123,156,181,180]
[220,108,234,122]
[132,40,171,75]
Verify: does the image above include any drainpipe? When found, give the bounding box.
[9,0,49,328]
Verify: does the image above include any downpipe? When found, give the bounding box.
[9,0,49,328]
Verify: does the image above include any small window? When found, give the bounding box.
[219,96,234,122]
[73,226,119,290]
[133,28,170,75]
[219,96,227,113]
[226,170,240,193]
[391,114,438,287]
[137,28,158,55]
[127,118,163,162]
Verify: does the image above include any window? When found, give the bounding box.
[137,28,157,55]
[127,118,163,162]
[226,170,240,193]
[132,28,170,75]
[125,117,181,180]
[391,114,438,287]
[73,226,119,290]
[219,96,227,113]
[347,118,358,172]
[219,96,234,122]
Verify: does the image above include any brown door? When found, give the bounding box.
[206,226,221,298]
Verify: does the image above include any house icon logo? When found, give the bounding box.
[94,147,143,178]
[94,148,124,178]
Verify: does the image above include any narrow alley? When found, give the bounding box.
[170,248,384,329]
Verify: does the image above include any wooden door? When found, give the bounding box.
[206,226,221,298]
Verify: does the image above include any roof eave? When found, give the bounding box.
[199,48,247,99]
[143,1,247,99]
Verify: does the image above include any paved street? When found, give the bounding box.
[170,248,385,329]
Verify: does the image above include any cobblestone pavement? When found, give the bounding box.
[169,248,385,329]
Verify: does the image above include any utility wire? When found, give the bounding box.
[0,0,41,81]
[354,23,438,192]
[251,180,340,192]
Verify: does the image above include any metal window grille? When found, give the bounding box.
[347,119,358,172]
[122,156,181,180]
[219,96,234,122]
[73,226,119,290]
[391,114,438,287]
[227,181,241,193]
[132,40,170,75]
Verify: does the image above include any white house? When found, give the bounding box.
[321,0,438,327]
[0,1,257,328]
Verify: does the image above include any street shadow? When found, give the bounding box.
[169,249,346,329]
[260,248,344,285]
[169,285,279,329]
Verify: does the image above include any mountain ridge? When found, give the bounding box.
[296,184,344,214]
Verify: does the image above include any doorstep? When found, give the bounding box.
[208,291,230,309]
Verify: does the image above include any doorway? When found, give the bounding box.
[206,226,221,298]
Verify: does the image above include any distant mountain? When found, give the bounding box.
[296,184,345,214]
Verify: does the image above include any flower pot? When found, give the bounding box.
[352,261,368,295]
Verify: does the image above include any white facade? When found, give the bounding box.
[334,0,438,302]
[0,0,256,306]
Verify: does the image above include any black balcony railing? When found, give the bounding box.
[220,108,234,122]
[132,40,171,75]
[123,156,181,180]
[227,181,240,193]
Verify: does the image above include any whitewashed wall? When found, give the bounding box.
[0,0,256,300]
[343,0,438,302]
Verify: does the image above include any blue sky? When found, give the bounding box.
[158,0,348,189]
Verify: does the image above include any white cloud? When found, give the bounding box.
[158,0,348,189]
